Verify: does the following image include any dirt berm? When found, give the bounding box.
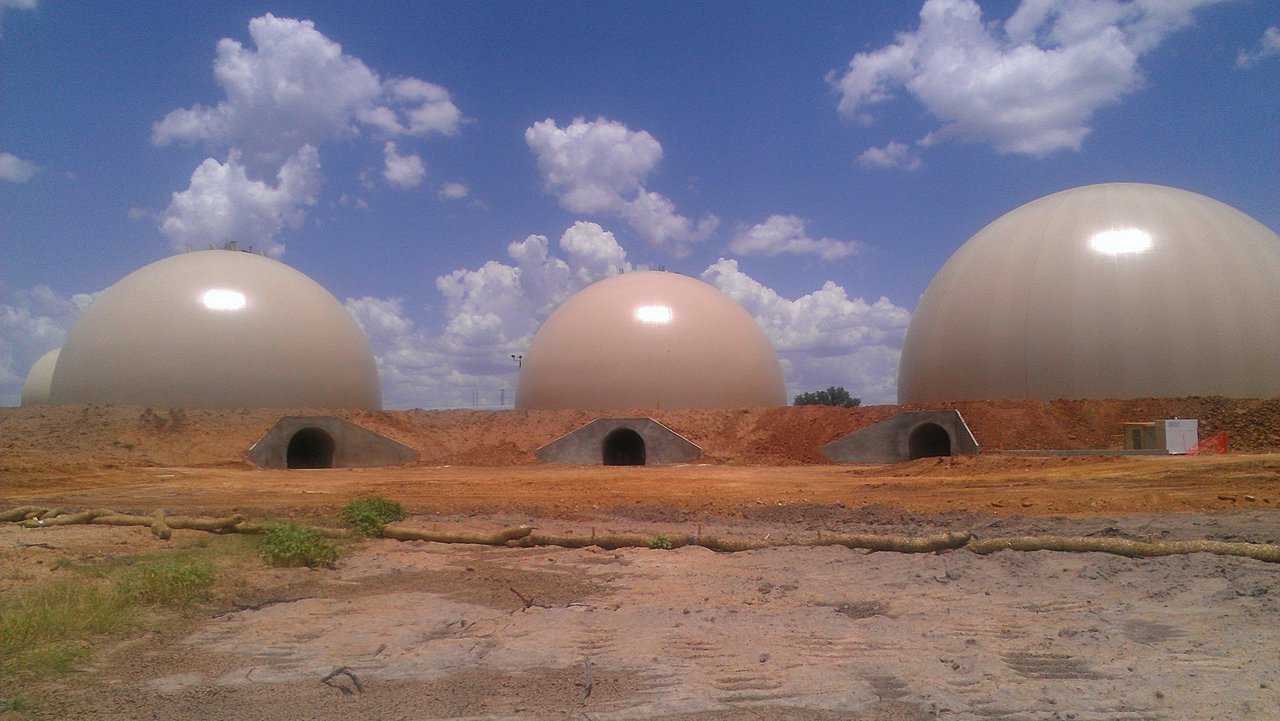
[3,396,1279,474]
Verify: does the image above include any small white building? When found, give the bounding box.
[1123,419,1199,454]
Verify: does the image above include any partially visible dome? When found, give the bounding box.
[516,271,786,410]
[50,250,381,409]
[899,183,1280,403]
[20,348,59,406]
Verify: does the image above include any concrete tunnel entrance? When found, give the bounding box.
[603,428,646,466]
[287,427,335,469]
[908,422,952,460]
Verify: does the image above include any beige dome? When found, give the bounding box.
[517,271,785,410]
[50,250,380,409]
[899,183,1280,403]
[20,348,60,406]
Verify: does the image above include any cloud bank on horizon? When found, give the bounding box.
[1,1,1272,408]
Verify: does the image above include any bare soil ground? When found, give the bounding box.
[4,454,1280,519]
[3,402,1280,719]
[2,512,1278,721]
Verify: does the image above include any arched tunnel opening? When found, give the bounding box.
[287,427,336,469]
[602,428,646,466]
[908,422,951,460]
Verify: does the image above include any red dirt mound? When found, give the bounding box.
[2,397,1278,476]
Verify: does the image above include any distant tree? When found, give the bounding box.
[794,386,861,408]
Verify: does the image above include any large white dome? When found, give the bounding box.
[50,250,381,409]
[899,183,1280,403]
[20,348,59,406]
[517,271,786,410]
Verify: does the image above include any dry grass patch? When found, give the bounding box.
[0,535,261,681]
[0,578,133,678]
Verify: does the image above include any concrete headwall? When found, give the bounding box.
[536,417,703,465]
[246,415,418,469]
[822,410,979,464]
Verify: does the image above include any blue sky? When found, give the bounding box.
[1,0,1277,407]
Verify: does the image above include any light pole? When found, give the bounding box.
[507,354,524,408]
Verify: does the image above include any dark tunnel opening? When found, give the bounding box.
[908,422,951,460]
[602,428,646,466]
[287,427,336,469]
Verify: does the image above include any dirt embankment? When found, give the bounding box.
[2,397,1279,475]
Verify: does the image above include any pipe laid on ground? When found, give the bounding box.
[3,507,1278,563]
[965,535,1280,564]
[380,524,533,545]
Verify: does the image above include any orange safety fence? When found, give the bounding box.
[1189,432,1229,455]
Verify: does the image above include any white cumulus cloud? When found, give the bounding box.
[525,117,662,213]
[345,295,414,346]
[620,190,719,257]
[525,117,718,256]
[438,181,469,200]
[857,141,922,171]
[349,222,632,408]
[0,151,37,183]
[159,145,322,257]
[350,235,910,407]
[151,13,462,255]
[830,0,1224,158]
[152,13,460,165]
[0,284,98,405]
[702,258,910,404]
[382,141,425,189]
[1237,26,1280,69]
[729,215,861,260]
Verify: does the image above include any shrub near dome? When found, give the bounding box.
[898,183,1280,403]
[50,250,381,410]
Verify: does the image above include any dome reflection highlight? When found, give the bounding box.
[201,288,247,311]
[1089,228,1153,255]
[634,305,673,324]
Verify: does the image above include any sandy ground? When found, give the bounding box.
[4,454,1280,519]
[3,513,1278,721]
[4,412,1280,720]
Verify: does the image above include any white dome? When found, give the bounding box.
[50,250,381,409]
[899,183,1280,402]
[517,271,785,410]
[20,348,59,406]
